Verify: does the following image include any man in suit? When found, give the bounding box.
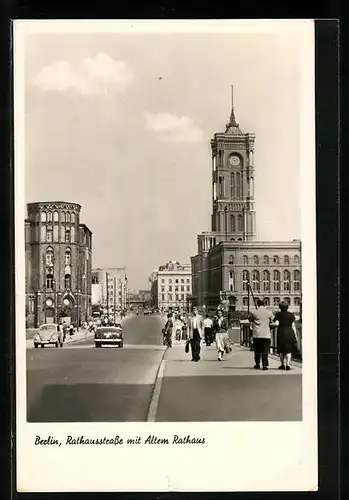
[188,306,204,362]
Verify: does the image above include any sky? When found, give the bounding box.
[23,26,304,290]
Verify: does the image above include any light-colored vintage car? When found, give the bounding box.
[34,323,63,348]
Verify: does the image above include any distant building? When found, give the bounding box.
[150,261,192,311]
[25,201,92,327]
[91,267,127,313]
[191,87,302,314]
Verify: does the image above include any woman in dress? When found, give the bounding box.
[273,301,299,371]
[213,308,231,361]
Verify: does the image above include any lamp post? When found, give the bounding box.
[114,277,116,324]
[82,274,86,323]
[125,276,128,314]
[76,288,81,331]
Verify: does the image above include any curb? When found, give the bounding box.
[146,347,168,422]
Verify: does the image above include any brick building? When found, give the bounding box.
[25,201,92,327]
[191,87,302,315]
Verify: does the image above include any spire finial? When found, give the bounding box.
[225,85,239,133]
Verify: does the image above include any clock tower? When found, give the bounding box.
[210,86,256,241]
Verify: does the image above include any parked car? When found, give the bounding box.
[34,323,63,348]
[94,325,124,348]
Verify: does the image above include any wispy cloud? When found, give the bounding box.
[144,111,204,142]
[32,53,133,95]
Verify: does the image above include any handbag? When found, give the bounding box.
[185,340,190,353]
[223,332,232,354]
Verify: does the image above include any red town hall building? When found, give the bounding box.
[25,201,92,328]
[191,88,302,315]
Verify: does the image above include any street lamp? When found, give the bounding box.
[82,274,86,323]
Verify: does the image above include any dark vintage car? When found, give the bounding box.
[94,325,123,348]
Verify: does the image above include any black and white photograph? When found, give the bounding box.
[15,20,317,492]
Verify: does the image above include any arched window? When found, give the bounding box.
[294,255,300,265]
[71,212,75,224]
[41,211,47,222]
[273,270,280,291]
[61,211,66,223]
[273,297,280,306]
[229,271,234,279]
[263,297,270,306]
[263,255,269,265]
[294,270,301,291]
[230,215,235,232]
[284,297,290,305]
[273,255,280,264]
[252,270,260,292]
[294,297,301,306]
[283,270,291,291]
[263,270,270,291]
[46,273,54,289]
[229,255,234,264]
[47,211,53,222]
[237,214,243,231]
[253,255,259,265]
[65,248,71,266]
[66,212,71,223]
[65,228,71,242]
[231,173,235,198]
[53,211,59,222]
[242,270,249,291]
[243,255,249,265]
[284,255,290,265]
[45,247,54,266]
[40,225,46,242]
[64,274,71,290]
[236,172,241,199]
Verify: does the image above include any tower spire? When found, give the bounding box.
[225,85,241,134]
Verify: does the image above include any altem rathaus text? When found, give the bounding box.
[190,87,301,314]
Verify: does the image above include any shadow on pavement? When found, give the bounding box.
[27,383,154,422]
[155,375,302,422]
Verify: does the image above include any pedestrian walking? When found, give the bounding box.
[188,306,204,362]
[249,299,274,370]
[203,314,213,346]
[273,301,300,371]
[213,308,231,361]
[163,313,174,347]
[69,323,74,336]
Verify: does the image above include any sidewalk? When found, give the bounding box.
[151,343,302,422]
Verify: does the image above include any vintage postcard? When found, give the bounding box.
[14,19,317,492]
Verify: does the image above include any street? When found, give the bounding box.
[27,314,302,422]
[27,315,166,422]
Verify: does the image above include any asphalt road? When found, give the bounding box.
[26,314,165,422]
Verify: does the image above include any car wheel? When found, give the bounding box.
[41,344,44,348]
[34,343,38,348]
[120,342,124,348]
[95,343,101,348]
[60,343,63,347]
[55,341,59,348]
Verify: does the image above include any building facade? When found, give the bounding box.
[91,267,128,314]
[25,201,92,327]
[191,87,302,315]
[151,261,192,311]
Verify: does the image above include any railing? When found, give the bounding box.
[237,321,302,362]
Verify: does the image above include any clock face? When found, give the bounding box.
[229,154,241,167]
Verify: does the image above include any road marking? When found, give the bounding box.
[147,354,167,422]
